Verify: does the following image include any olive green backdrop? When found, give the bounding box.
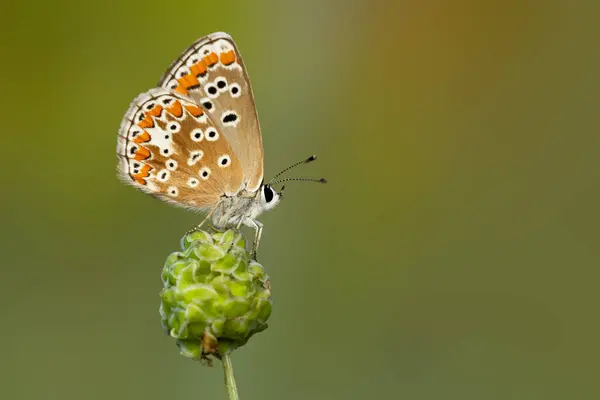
[1,1,598,399]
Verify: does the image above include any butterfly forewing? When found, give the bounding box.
[158,32,264,193]
[117,88,243,209]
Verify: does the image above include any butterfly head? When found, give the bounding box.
[259,184,282,212]
[255,155,326,215]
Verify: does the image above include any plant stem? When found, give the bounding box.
[222,354,240,400]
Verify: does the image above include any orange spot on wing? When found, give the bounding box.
[190,61,207,76]
[203,52,218,66]
[147,105,163,117]
[174,84,189,95]
[133,131,151,144]
[134,146,151,161]
[166,101,183,117]
[138,115,154,129]
[140,164,151,176]
[131,164,151,185]
[220,50,236,65]
[185,105,204,117]
[178,74,200,89]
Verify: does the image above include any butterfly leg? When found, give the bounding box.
[180,202,221,248]
[242,218,263,260]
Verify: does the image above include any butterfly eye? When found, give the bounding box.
[263,185,274,203]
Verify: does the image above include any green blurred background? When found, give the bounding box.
[2,0,598,399]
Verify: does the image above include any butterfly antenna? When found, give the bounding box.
[271,177,327,185]
[269,155,318,184]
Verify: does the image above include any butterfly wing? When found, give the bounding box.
[117,88,243,210]
[158,32,264,193]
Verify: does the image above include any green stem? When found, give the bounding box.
[222,354,240,400]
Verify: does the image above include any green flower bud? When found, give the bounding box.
[159,229,272,361]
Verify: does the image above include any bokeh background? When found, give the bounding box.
[2,1,598,399]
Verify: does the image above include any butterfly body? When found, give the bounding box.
[212,185,281,229]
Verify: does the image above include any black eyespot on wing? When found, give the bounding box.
[203,101,213,110]
[264,185,274,203]
[207,86,217,95]
[222,113,238,123]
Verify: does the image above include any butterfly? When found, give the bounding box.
[116,32,325,257]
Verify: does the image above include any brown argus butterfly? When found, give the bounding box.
[116,32,325,256]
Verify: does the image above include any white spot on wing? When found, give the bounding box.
[218,155,231,168]
[166,159,178,171]
[215,77,228,93]
[190,128,203,142]
[157,169,171,182]
[204,84,219,99]
[205,127,219,141]
[229,83,241,98]
[167,186,179,197]
[187,177,199,188]
[167,121,181,133]
[221,110,239,128]
[199,167,211,180]
[188,150,204,166]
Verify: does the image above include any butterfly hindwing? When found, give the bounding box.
[117,88,243,210]
[158,32,264,193]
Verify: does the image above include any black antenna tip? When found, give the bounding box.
[306,155,317,162]
[319,178,327,184]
